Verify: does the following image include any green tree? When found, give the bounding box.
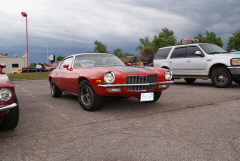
[94,40,108,53]
[123,53,134,57]
[135,37,152,52]
[57,56,65,62]
[227,28,240,50]
[194,31,223,47]
[113,48,123,57]
[30,63,37,67]
[140,46,155,63]
[152,28,177,52]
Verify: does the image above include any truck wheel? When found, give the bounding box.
[211,68,232,88]
[144,91,162,103]
[0,96,19,130]
[78,80,104,111]
[184,78,196,83]
[50,80,62,98]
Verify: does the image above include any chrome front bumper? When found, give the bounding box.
[98,81,174,88]
[228,67,240,78]
[0,103,17,112]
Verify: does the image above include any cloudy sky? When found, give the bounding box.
[0,0,240,63]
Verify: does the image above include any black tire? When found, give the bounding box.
[184,78,196,83]
[78,80,104,111]
[50,80,62,98]
[234,80,240,85]
[144,91,162,103]
[211,68,232,88]
[0,96,19,130]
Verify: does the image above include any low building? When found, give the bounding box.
[0,53,27,74]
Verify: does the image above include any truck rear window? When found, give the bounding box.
[154,48,172,59]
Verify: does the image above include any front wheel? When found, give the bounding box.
[0,96,19,130]
[211,68,232,88]
[78,80,104,111]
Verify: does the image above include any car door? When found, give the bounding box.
[168,47,187,75]
[54,57,74,91]
[184,45,206,75]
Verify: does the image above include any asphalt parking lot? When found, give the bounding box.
[1,79,240,161]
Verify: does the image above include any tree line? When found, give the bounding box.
[56,27,240,63]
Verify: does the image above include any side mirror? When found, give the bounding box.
[0,64,6,74]
[126,63,131,66]
[63,64,69,69]
[0,64,6,68]
[195,51,202,56]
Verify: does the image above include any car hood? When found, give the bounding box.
[0,74,13,87]
[209,53,240,58]
[90,66,159,74]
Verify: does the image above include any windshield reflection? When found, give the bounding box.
[73,54,125,68]
[199,44,227,54]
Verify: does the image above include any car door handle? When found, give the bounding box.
[187,60,190,62]
[169,61,172,63]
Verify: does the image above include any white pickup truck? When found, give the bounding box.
[153,43,240,88]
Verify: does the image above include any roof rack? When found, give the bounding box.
[176,38,199,45]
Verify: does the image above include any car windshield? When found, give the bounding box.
[199,44,227,54]
[73,54,125,67]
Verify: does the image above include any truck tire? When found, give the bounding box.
[211,68,232,88]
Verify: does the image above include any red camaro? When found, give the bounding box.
[48,53,173,111]
[0,64,19,130]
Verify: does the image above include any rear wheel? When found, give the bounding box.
[211,68,232,88]
[0,96,19,130]
[184,78,196,83]
[78,80,104,111]
[50,80,62,98]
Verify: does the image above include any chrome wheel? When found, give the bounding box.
[211,68,232,88]
[80,86,94,107]
[214,72,227,84]
[78,80,104,111]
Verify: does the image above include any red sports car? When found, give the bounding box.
[48,53,173,111]
[0,64,19,130]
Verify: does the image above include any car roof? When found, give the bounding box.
[158,43,212,49]
[65,53,111,59]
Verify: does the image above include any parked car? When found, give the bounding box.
[153,43,240,88]
[232,51,240,54]
[10,68,22,74]
[22,66,36,73]
[0,64,19,130]
[48,53,173,111]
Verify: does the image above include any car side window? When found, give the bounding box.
[171,47,186,58]
[186,46,201,57]
[59,57,73,70]
[154,48,172,59]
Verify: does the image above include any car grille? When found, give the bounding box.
[126,75,157,91]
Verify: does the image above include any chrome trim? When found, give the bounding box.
[98,81,174,88]
[0,103,17,112]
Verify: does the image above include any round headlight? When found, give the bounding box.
[0,88,13,101]
[104,72,115,83]
[165,70,173,80]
